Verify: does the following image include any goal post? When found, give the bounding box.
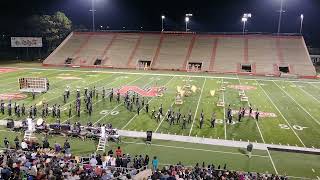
[18,77,49,93]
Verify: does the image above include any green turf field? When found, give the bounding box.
[0,66,319,178]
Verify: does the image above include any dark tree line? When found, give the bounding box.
[0,11,72,61]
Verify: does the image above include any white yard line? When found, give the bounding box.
[256,80,306,147]
[0,73,108,122]
[43,73,116,105]
[293,82,320,104]
[0,70,61,89]
[273,80,320,126]
[154,101,175,133]
[222,78,227,140]
[237,77,278,174]
[61,78,121,123]
[309,82,320,91]
[189,78,207,136]
[256,121,279,174]
[121,76,175,129]
[93,75,154,125]
[122,141,269,158]
[13,66,320,84]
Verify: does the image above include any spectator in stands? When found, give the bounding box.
[90,155,98,167]
[115,146,122,157]
[21,140,28,151]
[144,154,150,167]
[3,137,9,149]
[42,138,50,149]
[107,149,113,156]
[110,155,116,167]
[152,156,158,171]
[63,139,71,155]
[14,136,19,150]
[122,154,128,168]
[54,141,61,153]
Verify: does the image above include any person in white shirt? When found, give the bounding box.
[110,155,116,167]
[21,141,28,150]
[90,155,98,167]
[102,155,110,169]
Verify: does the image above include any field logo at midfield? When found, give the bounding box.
[227,85,257,90]
[0,93,27,100]
[231,110,277,118]
[0,68,18,74]
[118,86,166,97]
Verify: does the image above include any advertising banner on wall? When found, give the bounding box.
[11,37,43,47]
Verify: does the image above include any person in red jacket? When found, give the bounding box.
[115,146,122,157]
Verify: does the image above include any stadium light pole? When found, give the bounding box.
[277,0,284,35]
[89,0,96,32]
[185,14,192,32]
[161,15,165,31]
[185,17,190,32]
[242,18,247,35]
[241,13,251,35]
[300,14,304,34]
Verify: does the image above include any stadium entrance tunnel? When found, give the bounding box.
[241,64,252,73]
[137,60,151,70]
[188,62,202,72]
[279,66,290,73]
[65,58,73,65]
[94,59,102,65]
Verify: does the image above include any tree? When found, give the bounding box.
[26,11,72,53]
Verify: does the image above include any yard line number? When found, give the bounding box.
[100,110,119,116]
[279,124,308,131]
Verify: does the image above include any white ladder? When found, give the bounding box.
[24,130,33,141]
[96,137,107,152]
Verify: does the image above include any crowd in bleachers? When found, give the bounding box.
[0,139,148,180]
[1,137,290,180]
[150,162,288,180]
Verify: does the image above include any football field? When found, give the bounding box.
[0,66,320,178]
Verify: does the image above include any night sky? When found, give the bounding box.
[1,0,320,47]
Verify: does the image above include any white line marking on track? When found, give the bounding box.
[121,76,175,129]
[189,78,206,136]
[293,82,320,104]
[237,78,278,174]
[13,66,320,84]
[309,82,320,91]
[257,80,306,147]
[122,141,269,158]
[273,80,320,126]
[222,78,227,140]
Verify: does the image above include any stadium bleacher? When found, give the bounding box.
[43,32,316,78]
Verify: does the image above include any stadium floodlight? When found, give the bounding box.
[300,14,304,34]
[185,16,190,32]
[242,13,251,35]
[277,0,284,35]
[161,15,165,31]
[89,0,97,32]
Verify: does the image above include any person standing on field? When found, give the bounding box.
[247,143,253,158]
